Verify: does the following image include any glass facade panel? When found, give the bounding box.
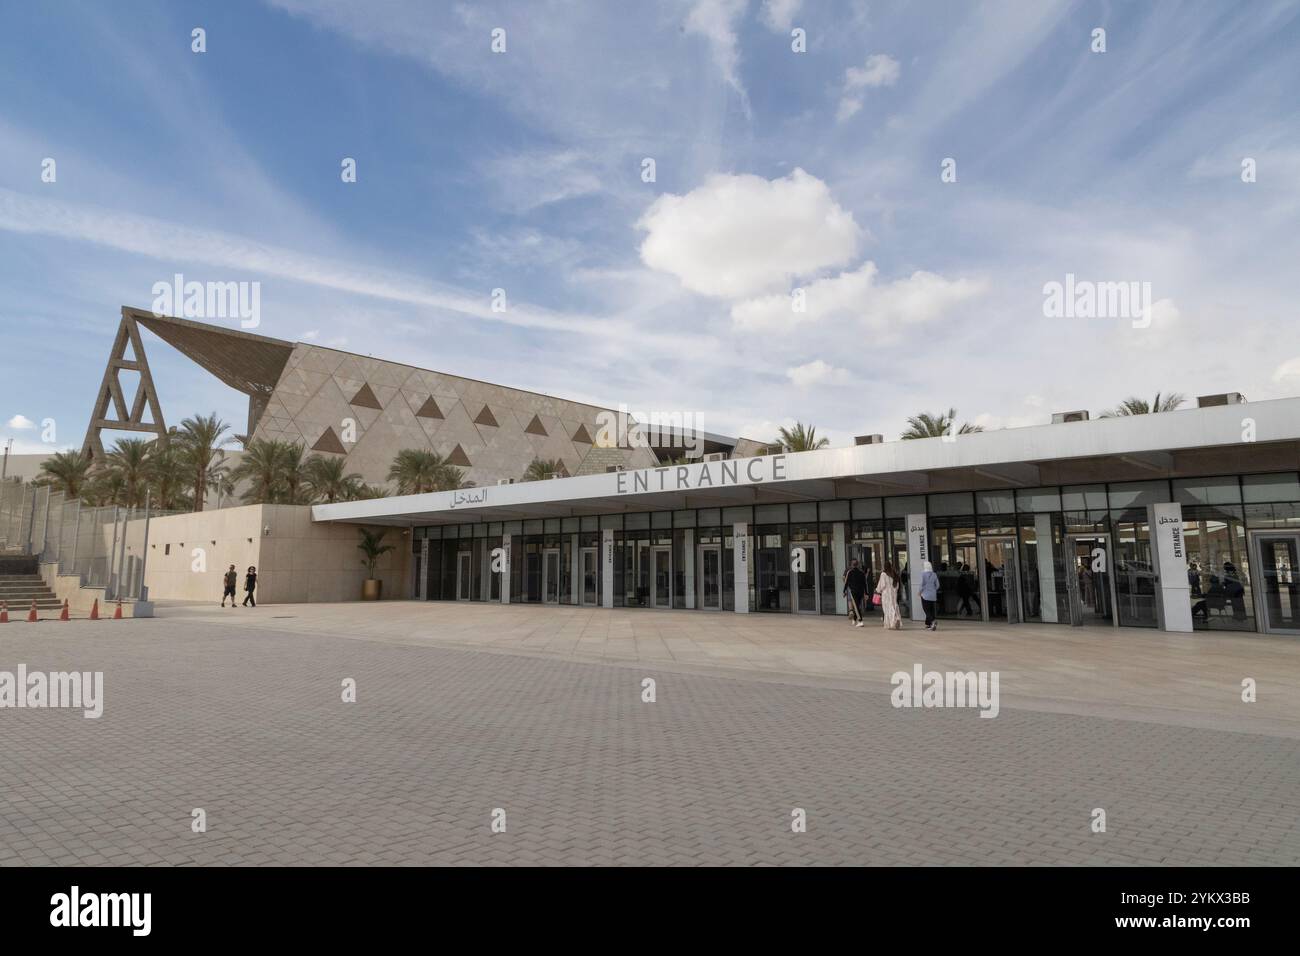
[1173,477,1241,506]
[1061,485,1107,512]
[851,498,882,519]
[1108,481,1170,510]
[1242,473,1300,503]
[1182,505,1251,630]
[885,496,925,518]
[1016,487,1062,513]
[928,492,973,516]
[819,500,850,521]
[977,490,1016,515]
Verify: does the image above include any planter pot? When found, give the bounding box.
[361,579,383,601]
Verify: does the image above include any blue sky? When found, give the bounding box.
[2,0,1299,456]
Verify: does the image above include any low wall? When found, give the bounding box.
[138,504,409,604]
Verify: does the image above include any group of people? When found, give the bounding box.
[842,558,941,631]
[1188,561,1248,622]
[220,565,259,607]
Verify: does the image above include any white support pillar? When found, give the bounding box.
[684,529,695,609]
[733,521,749,613]
[500,534,511,604]
[1034,513,1057,623]
[832,522,847,614]
[601,529,614,608]
[907,513,928,622]
[1150,502,1193,632]
[569,533,580,604]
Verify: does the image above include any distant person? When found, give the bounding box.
[843,558,867,628]
[957,564,979,616]
[242,566,258,607]
[221,565,238,607]
[875,561,902,630]
[920,560,940,631]
[1223,562,1247,621]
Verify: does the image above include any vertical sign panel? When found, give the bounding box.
[907,513,928,622]
[602,528,614,608]
[733,521,749,613]
[1151,502,1193,632]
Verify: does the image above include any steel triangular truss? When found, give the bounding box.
[82,311,167,459]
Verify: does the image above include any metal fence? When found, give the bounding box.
[0,479,176,600]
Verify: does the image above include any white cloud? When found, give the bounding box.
[637,168,861,298]
[732,261,989,332]
[787,360,851,388]
[6,415,36,430]
[685,0,750,104]
[760,0,803,32]
[1273,356,1300,383]
[837,53,900,122]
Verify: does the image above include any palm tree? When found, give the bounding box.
[901,408,984,440]
[230,438,287,504]
[522,458,566,481]
[176,413,229,511]
[387,449,447,495]
[1100,392,1187,417]
[773,422,830,452]
[35,450,93,498]
[279,441,310,504]
[348,482,391,500]
[101,438,154,508]
[304,455,363,504]
[147,441,190,511]
[357,527,396,577]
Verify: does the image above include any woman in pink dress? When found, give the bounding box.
[875,561,903,630]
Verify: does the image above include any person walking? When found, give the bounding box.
[920,560,940,631]
[242,566,258,607]
[843,558,868,627]
[221,565,238,607]
[875,561,902,630]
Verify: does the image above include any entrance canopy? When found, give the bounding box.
[312,397,1300,528]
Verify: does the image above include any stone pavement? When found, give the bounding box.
[0,607,1298,866]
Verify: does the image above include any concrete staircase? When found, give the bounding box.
[0,572,63,618]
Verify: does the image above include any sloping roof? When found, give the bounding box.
[129,308,294,399]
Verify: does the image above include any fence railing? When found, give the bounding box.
[0,478,178,599]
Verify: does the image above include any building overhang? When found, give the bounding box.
[311,397,1300,527]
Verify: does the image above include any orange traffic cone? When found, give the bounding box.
[0,601,8,623]
[59,599,70,621]
[89,599,99,620]
[113,600,123,620]
[27,599,38,622]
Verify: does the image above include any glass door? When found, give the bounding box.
[580,548,598,605]
[1064,534,1116,626]
[1253,533,1300,634]
[978,537,1020,623]
[699,545,722,610]
[542,549,561,604]
[456,551,472,601]
[792,542,819,613]
[652,546,672,608]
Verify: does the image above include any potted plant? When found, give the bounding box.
[357,528,396,600]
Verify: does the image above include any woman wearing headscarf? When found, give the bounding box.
[920,560,940,631]
[875,561,903,630]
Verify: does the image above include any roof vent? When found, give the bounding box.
[854,434,884,445]
[1051,410,1090,424]
[1197,392,1246,408]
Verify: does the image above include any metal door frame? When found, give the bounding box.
[455,551,472,602]
[791,540,820,614]
[542,548,561,605]
[1249,530,1300,635]
[580,546,599,606]
[698,544,722,611]
[1064,533,1119,627]
[977,535,1021,624]
[650,545,672,608]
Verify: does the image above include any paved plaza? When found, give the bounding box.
[1,602,1298,866]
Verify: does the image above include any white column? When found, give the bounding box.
[1034,513,1058,623]
[907,513,928,621]
[1150,502,1193,632]
[733,521,749,613]
[500,533,511,604]
[832,522,847,614]
[684,529,695,609]
[569,533,580,604]
[601,529,614,608]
